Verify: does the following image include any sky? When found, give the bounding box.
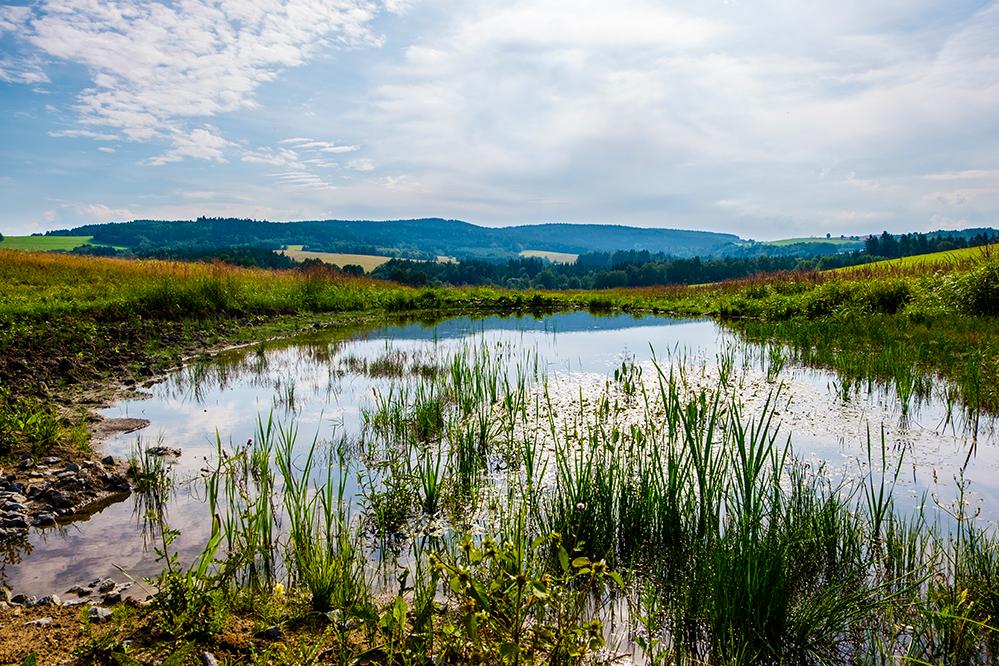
[0,0,998,240]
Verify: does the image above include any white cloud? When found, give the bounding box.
[49,129,119,141]
[14,0,382,161]
[0,5,29,32]
[347,158,376,172]
[149,127,232,165]
[0,56,49,84]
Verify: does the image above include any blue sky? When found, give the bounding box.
[1,0,998,239]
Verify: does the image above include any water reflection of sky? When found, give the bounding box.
[2,312,994,596]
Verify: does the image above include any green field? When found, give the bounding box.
[0,235,93,251]
[519,249,579,263]
[831,244,997,273]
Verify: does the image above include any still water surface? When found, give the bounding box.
[3,312,995,595]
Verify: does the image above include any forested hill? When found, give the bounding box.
[48,217,741,259]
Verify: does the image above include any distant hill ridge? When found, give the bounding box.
[48,217,743,260]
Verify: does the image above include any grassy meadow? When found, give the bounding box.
[1,246,998,663]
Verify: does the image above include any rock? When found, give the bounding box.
[33,513,56,527]
[1,502,26,513]
[258,625,283,640]
[42,457,61,465]
[1,516,28,529]
[97,579,116,593]
[37,594,61,606]
[62,462,81,473]
[47,491,74,510]
[101,456,116,466]
[18,458,34,470]
[24,616,52,627]
[200,652,219,666]
[88,606,113,623]
[102,591,122,605]
[146,446,182,457]
[7,493,27,504]
[67,585,90,597]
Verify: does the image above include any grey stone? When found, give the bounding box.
[62,462,81,473]
[33,513,56,527]
[97,578,116,593]
[24,616,52,627]
[42,457,60,465]
[1,516,28,529]
[200,653,219,666]
[10,593,29,605]
[102,591,122,605]
[37,594,61,606]
[1,502,26,513]
[67,585,91,597]
[88,606,112,623]
[101,455,116,466]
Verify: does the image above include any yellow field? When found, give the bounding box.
[0,235,93,251]
[279,250,392,272]
[519,249,578,264]
[830,244,997,273]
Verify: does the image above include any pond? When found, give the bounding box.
[2,310,995,598]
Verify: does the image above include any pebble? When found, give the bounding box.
[24,617,52,627]
[103,591,122,605]
[200,653,219,666]
[97,579,116,593]
[37,594,61,606]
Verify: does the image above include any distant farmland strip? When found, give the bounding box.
[519,249,578,264]
[279,250,392,272]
